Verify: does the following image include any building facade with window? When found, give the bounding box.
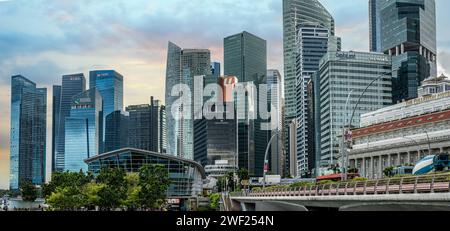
[316,51,392,175]
[349,91,450,179]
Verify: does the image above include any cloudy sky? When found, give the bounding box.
[1,0,450,189]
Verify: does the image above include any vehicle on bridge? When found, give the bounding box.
[413,153,450,175]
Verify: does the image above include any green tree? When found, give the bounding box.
[46,186,86,211]
[216,176,226,192]
[95,168,127,210]
[383,166,395,177]
[20,181,38,202]
[83,182,106,209]
[138,165,170,210]
[209,193,220,211]
[237,168,249,188]
[122,173,141,210]
[43,171,91,198]
[226,172,235,192]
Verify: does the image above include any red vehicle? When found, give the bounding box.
[316,173,360,183]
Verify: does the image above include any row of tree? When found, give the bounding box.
[216,168,249,192]
[41,165,170,211]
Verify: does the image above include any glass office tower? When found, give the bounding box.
[164,42,211,159]
[126,104,152,151]
[375,0,437,102]
[52,85,61,172]
[10,75,47,189]
[104,110,129,153]
[267,70,283,175]
[295,22,340,178]
[89,70,124,153]
[316,51,392,174]
[224,31,268,177]
[54,73,86,172]
[64,88,102,172]
[283,0,335,175]
[369,0,382,52]
[126,98,166,153]
[150,97,166,154]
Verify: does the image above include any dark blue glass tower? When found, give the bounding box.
[89,70,124,153]
[224,31,268,177]
[54,74,86,172]
[104,110,129,153]
[377,0,437,102]
[64,88,102,172]
[10,75,47,190]
[52,85,61,172]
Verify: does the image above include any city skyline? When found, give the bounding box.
[2,0,450,189]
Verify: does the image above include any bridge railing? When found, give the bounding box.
[230,173,450,198]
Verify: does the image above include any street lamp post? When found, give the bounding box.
[341,90,354,181]
[262,131,280,190]
[424,131,432,155]
[342,71,393,181]
[403,136,427,160]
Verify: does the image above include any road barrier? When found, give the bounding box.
[230,173,450,198]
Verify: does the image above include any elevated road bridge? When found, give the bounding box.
[226,173,450,211]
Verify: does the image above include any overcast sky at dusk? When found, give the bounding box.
[1,0,450,189]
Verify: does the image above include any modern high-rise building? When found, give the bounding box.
[53,73,86,172]
[150,96,167,154]
[283,0,335,174]
[64,88,102,172]
[295,22,340,178]
[369,0,382,52]
[89,70,124,153]
[224,31,268,177]
[126,97,166,153]
[10,75,47,189]
[164,42,211,159]
[104,110,129,153]
[52,85,61,172]
[267,70,282,175]
[126,104,152,151]
[373,0,437,103]
[193,76,238,172]
[211,62,221,79]
[316,51,392,175]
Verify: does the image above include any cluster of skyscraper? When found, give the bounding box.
[9,0,440,189]
[10,71,166,189]
[166,32,282,178]
[285,0,437,177]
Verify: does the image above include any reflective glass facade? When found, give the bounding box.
[54,74,86,172]
[224,31,268,177]
[64,88,102,172]
[295,23,339,177]
[369,0,382,52]
[89,70,124,153]
[85,148,205,198]
[105,110,129,153]
[267,70,282,175]
[10,75,47,189]
[317,51,392,174]
[165,42,211,160]
[283,0,335,175]
[52,85,61,172]
[378,0,437,102]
